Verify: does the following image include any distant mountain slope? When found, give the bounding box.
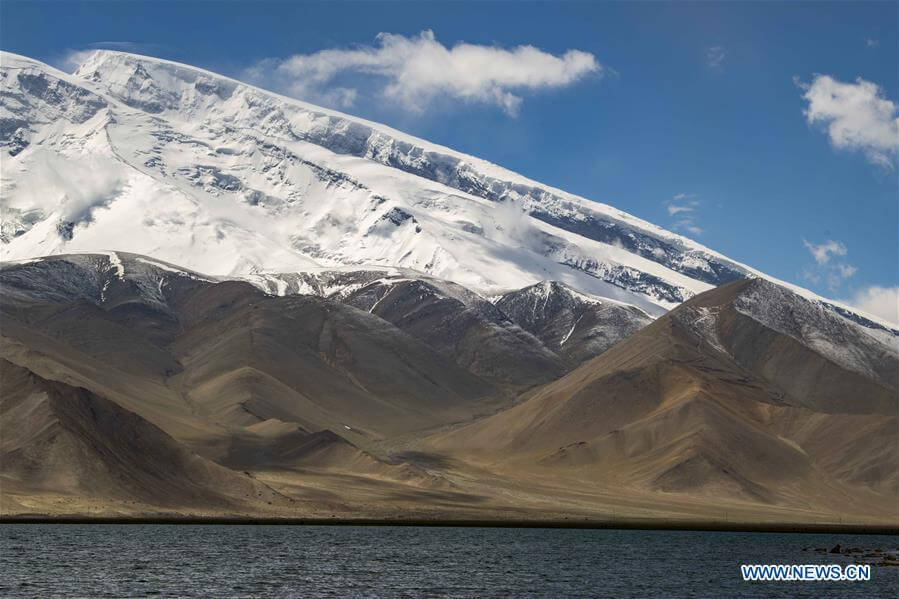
[0,359,288,511]
[328,273,567,390]
[428,278,899,511]
[495,281,652,366]
[0,253,510,445]
[242,267,654,380]
[2,50,895,340]
[239,267,571,387]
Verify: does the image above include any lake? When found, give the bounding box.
[1,524,896,597]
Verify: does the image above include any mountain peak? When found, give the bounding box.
[2,51,894,337]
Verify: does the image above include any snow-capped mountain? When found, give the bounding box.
[495,281,653,365]
[1,50,895,340]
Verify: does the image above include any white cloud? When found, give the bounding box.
[4,149,126,238]
[803,238,847,265]
[798,74,899,168]
[311,87,358,109]
[667,205,694,216]
[705,46,725,68]
[58,50,94,73]
[665,194,703,235]
[246,30,602,115]
[675,220,703,236]
[866,38,879,48]
[56,43,170,73]
[836,263,858,278]
[801,238,857,291]
[842,285,899,326]
[491,199,543,252]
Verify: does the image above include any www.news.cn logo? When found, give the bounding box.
[741,564,871,582]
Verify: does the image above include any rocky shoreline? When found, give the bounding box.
[803,544,899,568]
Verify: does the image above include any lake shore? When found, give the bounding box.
[3,515,897,535]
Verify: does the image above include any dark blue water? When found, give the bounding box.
[1,524,896,597]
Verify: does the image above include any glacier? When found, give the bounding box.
[1,49,896,341]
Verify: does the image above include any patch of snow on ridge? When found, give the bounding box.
[2,257,43,266]
[133,256,218,282]
[560,313,584,346]
[677,305,729,356]
[100,251,124,279]
[733,279,898,377]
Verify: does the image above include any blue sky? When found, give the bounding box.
[2,1,897,320]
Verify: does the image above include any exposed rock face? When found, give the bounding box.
[495,281,652,366]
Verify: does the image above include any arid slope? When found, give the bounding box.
[426,279,899,517]
[1,258,897,524]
